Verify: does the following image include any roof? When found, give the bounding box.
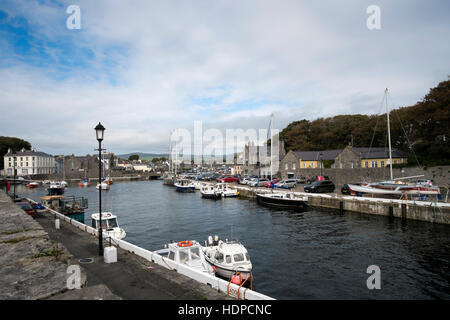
[91,212,116,220]
[293,150,342,161]
[352,147,408,159]
[5,150,53,157]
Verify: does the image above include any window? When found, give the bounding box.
[371,161,377,168]
[168,251,175,260]
[394,160,398,164]
[380,161,385,167]
[292,163,296,170]
[365,161,368,168]
[226,255,232,263]
[233,253,245,262]
[191,247,200,260]
[285,163,288,170]
[245,253,250,261]
[303,163,306,168]
[91,220,97,228]
[215,253,224,263]
[107,218,118,228]
[311,162,314,168]
[179,250,188,263]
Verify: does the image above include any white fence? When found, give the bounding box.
[27,198,274,300]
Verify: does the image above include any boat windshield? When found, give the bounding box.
[107,218,118,228]
[190,247,200,260]
[233,253,245,262]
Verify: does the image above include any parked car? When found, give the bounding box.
[248,178,269,187]
[274,179,297,189]
[265,178,281,188]
[304,180,335,193]
[16,201,36,217]
[306,175,330,185]
[218,176,237,183]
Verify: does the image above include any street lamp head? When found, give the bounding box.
[95,122,105,142]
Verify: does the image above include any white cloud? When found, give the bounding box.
[0,0,449,155]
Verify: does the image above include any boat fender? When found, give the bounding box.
[231,274,242,285]
[72,202,81,210]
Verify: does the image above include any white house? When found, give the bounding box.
[3,148,56,176]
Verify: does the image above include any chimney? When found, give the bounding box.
[7,148,11,153]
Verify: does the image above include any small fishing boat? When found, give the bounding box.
[40,195,88,223]
[256,192,308,210]
[347,180,441,196]
[104,177,114,185]
[155,240,215,275]
[174,179,195,192]
[215,183,238,198]
[96,182,110,190]
[202,235,253,285]
[78,179,92,187]
[47,181,65,195]
[200,184,221,199]
[91,212,126,240]
[60,180,68,187]
[26,182,39,189]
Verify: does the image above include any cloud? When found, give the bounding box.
[0,0,449,155]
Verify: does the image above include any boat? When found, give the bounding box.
[47,181,65,195]
[162,172,176,186]
[200,184,221,199]
[174,179,195,192]
[40,195,88,223]
[346,89,441,198]
[91,212,126,240]
[256,192,308,210]
[193,180,205,190]
[347,179,440,196]
[96,182,110,190]
[202,235,253,285]
[26,182,39,189]
[78,179,92,187]
[155,240,215,275]
[104,176,114,185]
[215,183,238,198]
[60,180,68,187]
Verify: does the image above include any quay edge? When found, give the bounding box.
[235,186,450,225]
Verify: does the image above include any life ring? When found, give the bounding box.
[178,240,193,247]
[72,202,81,210]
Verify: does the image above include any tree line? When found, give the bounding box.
[279,79,450,166]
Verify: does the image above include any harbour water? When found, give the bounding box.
[17,180,450,299]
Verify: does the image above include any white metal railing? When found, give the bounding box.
[26,198,274,300]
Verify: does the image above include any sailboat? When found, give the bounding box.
[347,89,441,197]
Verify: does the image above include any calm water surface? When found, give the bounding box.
[18,180,450,299]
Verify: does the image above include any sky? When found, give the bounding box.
[0,0,449,156]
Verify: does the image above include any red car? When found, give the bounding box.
[265,179,281,188]
[17,202,36,218]
[217,176,237,183]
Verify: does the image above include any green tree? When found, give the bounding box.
[128,154,139,161]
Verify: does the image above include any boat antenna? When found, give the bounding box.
[385,88,394,180]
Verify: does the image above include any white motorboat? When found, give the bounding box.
[60,180,68,187]
[96,182,110,190]
[47,181,65,195]
[155,240,215,275]
[200,184,221,199]
[193,180,205,190]
[91,212,126,240]
[174,179,195,192]
[215,183,238,198]
[202,235,253,284]
[347,180,440,196]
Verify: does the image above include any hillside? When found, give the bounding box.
[116,152,169,161]
[279,79,450,166]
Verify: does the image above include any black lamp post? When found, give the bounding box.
[95,122,105,256]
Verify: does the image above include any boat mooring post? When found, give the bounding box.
[95,122,106,256]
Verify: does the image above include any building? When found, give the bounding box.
[280,146,408,178]
[3,148,56,176]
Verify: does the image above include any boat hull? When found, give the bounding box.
[201,192,221,199]
[175,186,195,192]
[47,188,64,195]
[204,256,252,280]
[256,193,307,210]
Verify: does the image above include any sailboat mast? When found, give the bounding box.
[270,113,274,180]
[385,88,393,180]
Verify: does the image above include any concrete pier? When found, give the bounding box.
[0,190,231,300]
[236,186,450,224]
